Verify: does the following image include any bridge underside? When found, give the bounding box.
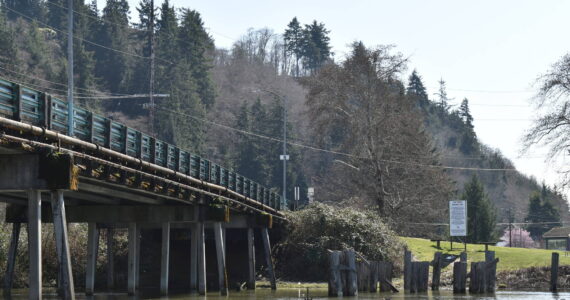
[0,141,278,299]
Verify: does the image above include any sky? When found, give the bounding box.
[101,0,570,194]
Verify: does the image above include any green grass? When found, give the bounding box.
[401,237,570,271]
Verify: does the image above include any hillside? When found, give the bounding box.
[0,1,567,238]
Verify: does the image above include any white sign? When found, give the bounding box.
[307,187,314,203]
[279,155,290,160]
[449,200,467,236]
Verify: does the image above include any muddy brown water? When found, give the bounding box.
[3,288,570,299]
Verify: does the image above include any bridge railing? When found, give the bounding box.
[0,78,286,210]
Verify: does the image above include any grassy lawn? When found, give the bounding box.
[401,237,570,271]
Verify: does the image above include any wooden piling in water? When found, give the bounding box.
[357,261,369,292]
[345,250,358,296]
[378,261,393,292]
[328,251,342,296]
[485,251,496,292]
[453,261,467,293]
[551,252,559,292]
[368,261,378,292]
[404,250,411,291]
[431,252,442,291]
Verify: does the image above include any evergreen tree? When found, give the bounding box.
[178,8,215,108]
[95,0,131,94]
[284,17,303,77]
[2,0,45,21]
[435,78,450,116]
[526,188,561,240]
[458,98,477,154]
[406,69,429,106]
[301,20,331,74]
[462,175,497,243]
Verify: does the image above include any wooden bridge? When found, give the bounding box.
[0,78,285,299]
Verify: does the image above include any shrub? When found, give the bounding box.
[274,203,404,281]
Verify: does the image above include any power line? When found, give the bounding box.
[2,6,173,65]
[153,106,518,172]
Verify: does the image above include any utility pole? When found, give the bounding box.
[509,222,512,247]
[67,0,74,136]
[148,0,156,136]
[281,96,288,209]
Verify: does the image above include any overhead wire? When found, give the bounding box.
[153,106,518,172]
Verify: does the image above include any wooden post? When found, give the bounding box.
[431,252,442,291]
[106,228,115,290]
[551,252,559,292]
[28,190,42,300]
[460,251,467,262]
[160,222,170,296]
[328,251,342,297]
[247,228,256,290]
[418,262,430,292]
[197,222,206,295]
[410,262,418,293]
[403,250,411,291]
[127,223,137,295]
[378,261,392,292]
[190,224,198,292]
[368,261,378,292]
[453,261,467,293]
[345,250,357,296]
[3,223,20,296]
[485,251,496,292]
[261,228,276,290]
[85,222,99,295]
[214,223,228,296]
[357,262,368,292]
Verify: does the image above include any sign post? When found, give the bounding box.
[449,200,467,251]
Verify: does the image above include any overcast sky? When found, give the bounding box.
[100,0,570,194]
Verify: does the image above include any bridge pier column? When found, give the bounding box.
[28,190,42,300]
[127,223,138,295]
[135,226,141,290]
[190,223,198,292]
[86,223,99,295]
[51,191,75,300]
[247,227,256,290]
[197,222,207,295]
[160,222,170,295]
[261,228,276,290]
[214,222,228,296]
[106,228,115,290]
[4,222,21,296]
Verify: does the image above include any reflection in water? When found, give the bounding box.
[3,289,570,299]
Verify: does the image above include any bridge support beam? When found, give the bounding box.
[51,191,75,300]
[261,228,276,290]
[85,223,99,295]
[127,223,138,295]
[160,222,170,296]
[28,190,42,300]
[247,227,256,290]
[190,224,198,292]
[214,222,228,295]
[107,228,115,290]
[197,222,207,295]
[135,226,141,290]
[3,222,20,296]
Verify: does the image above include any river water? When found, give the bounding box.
[5,289,570,299]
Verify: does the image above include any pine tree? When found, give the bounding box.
[95,0,131,93]
[458,98,477,154]
[462,175,497,243]
[301,20,331,74]
[435,78,450,116]
[406,69,429,107]
[178,8,215,108]
[2,0,45,21]
[284,17,303,77]
[526,187,561,240]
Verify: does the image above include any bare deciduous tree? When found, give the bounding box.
[303,42,452,231]
[524,54,570,186]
